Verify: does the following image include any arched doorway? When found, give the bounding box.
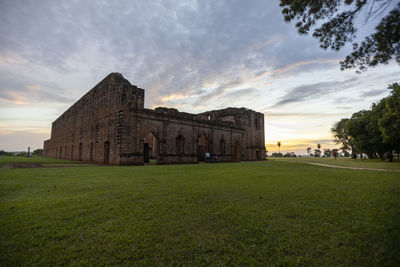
[143,132,159,164]
[90,143,94,161]
[175,134,185,156]
[104,141,110,164]
[197,133,208,161]
[79,143,83,161]
[219,137,226,155]
[234,141,241,161]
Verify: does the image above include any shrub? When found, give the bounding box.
[33,149,43,155]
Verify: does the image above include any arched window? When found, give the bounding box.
[104,141,110,164]
[79,143,83,161]
[219,138,226,155]
[90,143,94,161]
[175,135,185,155]
[254,117,260,129]
[234,141,241,161]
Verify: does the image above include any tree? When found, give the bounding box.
[331,118,354,155]
[378,83,400,153]
[314,149,321,157]
[333,81,399,160]
[277,141,281,153]
[307,147,311,156]
[33,149,43,156]
[0,150,11,156]
[280,0,400,72]
[317,144,321,150]
[324,149,332,157]
[342,149,351,157]
[284,152,297,157]
[346,108,390,158]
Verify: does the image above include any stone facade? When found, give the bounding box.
[43,73,266,165]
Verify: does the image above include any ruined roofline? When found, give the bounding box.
[52,73,143,124]
[142,107,242,129]
[198,107,264,116]
[151,106,263,117]
[50,72,262,127]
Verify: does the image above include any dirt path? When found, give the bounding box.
[306,162,400,172]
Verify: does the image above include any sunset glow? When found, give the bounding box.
[0,0,398,152]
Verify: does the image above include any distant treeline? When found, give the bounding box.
[0,149,43,157]
[331,83,400,159]
[271,152,297,157]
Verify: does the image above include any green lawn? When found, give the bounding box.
[0,156,97,169]
[270,156,400,170]
[1,156,399,265]
[0,155,75,164]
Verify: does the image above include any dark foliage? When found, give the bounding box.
[33,149,43,156]
[332,82,400,158]
[0,150,11,156]
[280,0,400,71]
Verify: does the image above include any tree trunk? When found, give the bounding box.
[350,145,356,159]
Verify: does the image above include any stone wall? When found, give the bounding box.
[43,73,266,165]
[44,73,144,164]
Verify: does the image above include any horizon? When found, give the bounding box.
[1,1,399,154]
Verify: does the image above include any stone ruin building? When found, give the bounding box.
[43,73,266,165]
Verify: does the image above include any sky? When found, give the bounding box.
[0,0,399,154]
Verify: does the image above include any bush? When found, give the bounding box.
[0,150,11,156]
[33,149,43,156]
[272,153,283,157]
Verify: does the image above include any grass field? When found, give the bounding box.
[271,156,400,170]
[1,156,399,265]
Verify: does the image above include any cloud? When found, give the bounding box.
[0,0,396,151]
[0,85,74,105]
[270,78,359,108]
[0,0,344,108]
[334,96,361,104]
[0,71,74,105]
[223,88,259,99]
[265,112,350,118]
[360,89,387,97]
[336,106,353,110]
[255,58,339,79]
[193,79,244,106]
